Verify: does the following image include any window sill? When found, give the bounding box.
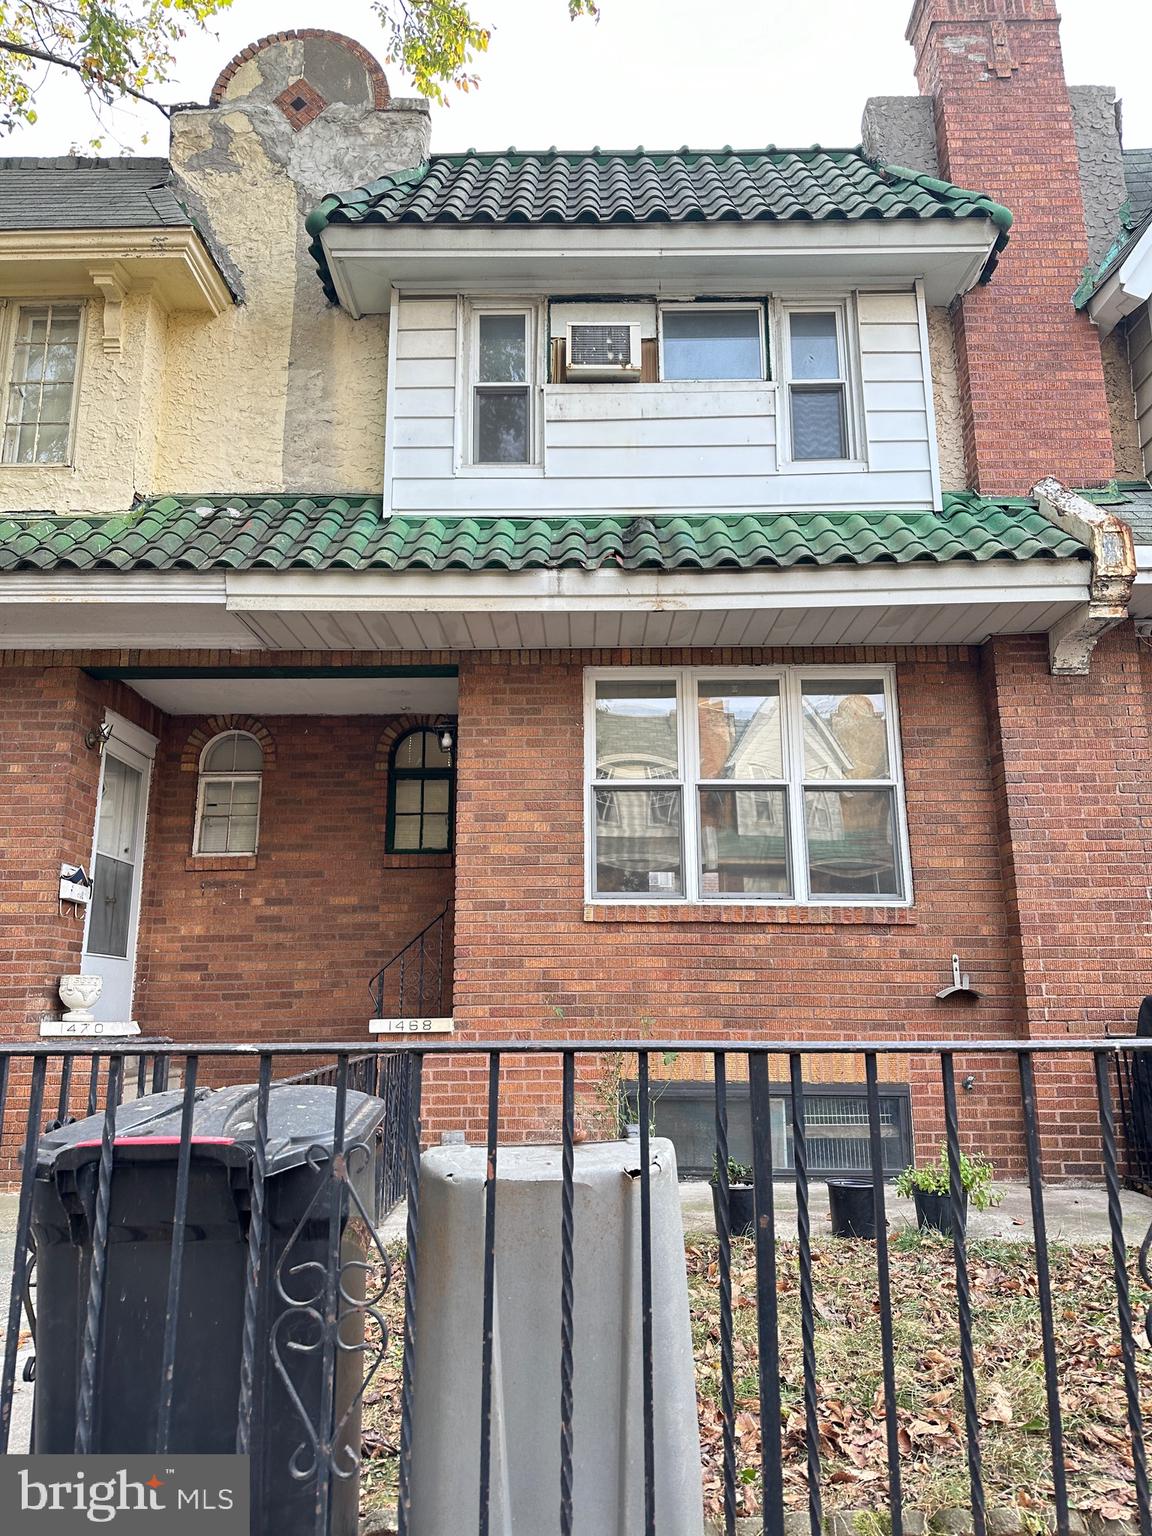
[186,854,257,872]
[382,851,454,869]
[583,903,915,925]
[776,460,868,475]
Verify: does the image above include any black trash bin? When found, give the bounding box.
[30,1081,390,1536]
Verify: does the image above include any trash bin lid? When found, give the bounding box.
[37,1083,390,1178]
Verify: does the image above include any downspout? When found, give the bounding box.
[1032,477,1135,675]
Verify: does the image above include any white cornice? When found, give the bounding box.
[0,228,233,314]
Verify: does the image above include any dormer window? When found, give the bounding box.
[783,305,852,461]
[470,307,535,465]
[2,303,83,466]
[659,304,765,381]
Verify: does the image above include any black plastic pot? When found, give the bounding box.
[913,1187,968,1237]
[828,1179,877,1239]
[711,1181,756,1238]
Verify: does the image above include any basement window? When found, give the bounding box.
[585,666,911,905]
[631,1081,913,1180]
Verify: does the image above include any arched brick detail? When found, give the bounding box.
[374,714,454,772]
[210,30,391,110]
[180,716,277,772]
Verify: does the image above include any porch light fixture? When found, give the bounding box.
[84,721,113,753]
[439,726,455,755]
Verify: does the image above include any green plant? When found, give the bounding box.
[711,1155,754,1187]
[894,1144,1003,1212]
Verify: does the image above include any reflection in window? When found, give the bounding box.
[587,669,907,903]
[389,728,453,852]
[195,731,263,854]
[473,312,531,463]
[3,304,82,465]
[594,680,679,780]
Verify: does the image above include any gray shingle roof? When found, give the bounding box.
[1125,147,1152,225]
[0,157,191,231]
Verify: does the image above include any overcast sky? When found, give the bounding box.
[8,0,1152,161]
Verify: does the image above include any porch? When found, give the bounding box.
[60,663,460,1044]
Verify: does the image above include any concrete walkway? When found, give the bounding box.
[379,1176,1152,1245]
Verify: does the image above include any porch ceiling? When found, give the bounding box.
[120,673,459,715]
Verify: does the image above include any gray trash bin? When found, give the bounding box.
[409,1137,705,1536]
[31,1082,389,1536]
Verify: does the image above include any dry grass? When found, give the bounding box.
[358,1234,1152,1524]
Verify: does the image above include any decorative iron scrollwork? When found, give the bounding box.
[269,1140,392,1485]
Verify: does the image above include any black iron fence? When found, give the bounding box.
[0,1038,1150,1536]
[1117,1045,1152,1195]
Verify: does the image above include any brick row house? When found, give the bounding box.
[3,1,1152,1178]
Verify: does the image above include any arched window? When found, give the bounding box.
[388,727,453,852]
[194,730,263,854]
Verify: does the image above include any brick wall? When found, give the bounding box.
[983,626,1152,1173]
[134,712,454,1051]
[907,0,1115,493]
[445,646,1030,1168]
[0,666,159,1038]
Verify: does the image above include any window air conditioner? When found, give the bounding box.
[565,321,642,380]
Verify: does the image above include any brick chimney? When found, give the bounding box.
[906,0,1115,494]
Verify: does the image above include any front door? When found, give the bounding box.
[81,719,155,1023]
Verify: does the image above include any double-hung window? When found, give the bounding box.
[659,304,765,381]
[2,303,83,465]
[586,668,909,904]
[471,307,534,464]
[782,305,852,462]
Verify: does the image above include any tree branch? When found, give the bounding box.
[0,37,171,115]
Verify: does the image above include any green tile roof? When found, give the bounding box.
[306,148,1012,303]
[0,493,1089,575]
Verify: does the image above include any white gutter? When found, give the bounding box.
[1085,221,1152,337]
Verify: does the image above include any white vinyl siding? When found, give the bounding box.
[386,289,937,515]
[1130,304,1152,475]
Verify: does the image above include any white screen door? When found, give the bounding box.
[81,721,155,1023]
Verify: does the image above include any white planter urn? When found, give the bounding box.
[58,974,103,1023]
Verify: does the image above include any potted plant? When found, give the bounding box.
[711,1156,755,1238]
[895,1144,1002,1236]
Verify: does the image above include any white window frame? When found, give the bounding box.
[0,299,87,469]
[656,301,768,382]
[459,299,543,474]
[776,298,865,472]
[193,730,264,857]
[583,665,912,907]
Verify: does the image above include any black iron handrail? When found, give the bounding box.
[368,902,452,1020]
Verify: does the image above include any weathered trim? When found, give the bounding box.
[1032,476,1136,674]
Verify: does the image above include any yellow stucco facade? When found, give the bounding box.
[0,32,429,516]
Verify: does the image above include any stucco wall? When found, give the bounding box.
[860,96,938,177]
[1102,325,1145,480]
[1068,85,1129,271]
[158,37,430,494]
[926,305,966,492]
[7,32,430,511]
